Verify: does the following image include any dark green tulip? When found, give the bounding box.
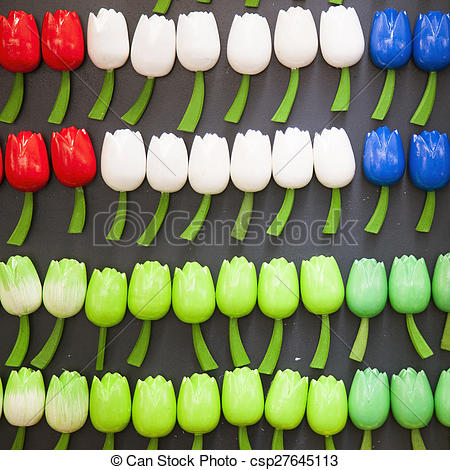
[435,369,450,428]
[432,253,450,350]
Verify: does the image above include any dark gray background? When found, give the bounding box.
[0,0,448,450]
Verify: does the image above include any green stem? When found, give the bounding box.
[68,187,86,234]
[231,192,254,241]
[405,314,433,359]
[30,317,65,369]
[192,323,218,371]
[127,320,152,367]
[411,428,426,450]
[272,68,300,123]
[8,192,33,246]
[106,191,127,241]
[238,426,252,450]
[54,433,70,450]
[365,186,389,234]
[415,191,435,233]
[192,434,203,450]
[360,430,372,450]
[372,69,395,121]
[103,432,114,450]
[5,315,30,367]
[88,69,114,121]
[225,74,250,123]
[229,317,250,367]
[178,71,204,133]
[96,326,108,371]
[147,437,158,450]
[267,188,295,236]
[153,0,173,14]
[121,77,155,125]
[48,71,71,124]
[410,71,437,126]
[11,426,26,450]
[441,312,450,351]
[325,435,335,450]
[245,0,260,6]
[259,319,283,375]
[137,192,170,246]
[0,72,24,124]
[331,67,350,111]
[329,0,343,4]
[180,194,212,241]
[310,315,331,369]
[272,429,284,450]
[349,317,369,363]
[197,0,212,3]
[323,188,341,234]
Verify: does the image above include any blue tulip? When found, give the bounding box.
[370,9,412,120]
[409,130,450,232]
[363,127,405,234]
[411,12,450,126]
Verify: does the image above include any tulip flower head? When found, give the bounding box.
[45,371,89,449]
[313,127,356,234]
[127,261,171,367]
[138,133,188,246]
[90,373,131,450]
[230,130,272,240]
[181,133,230,241]
[409,130,450,232]
[177,374,220,450]
[88,9,130,120]
[272,7,318,122]
[122,14,176,125]
[225,13,272,123]
[432,253,450,350]
[222,368,264,450]
[363,127,406,234]
[320,6,364,111]
[265,370,308,450]
[132,375,176,450]
[435,369,450,428]
[4,368,45,449]
[268,128,313,236]
[0,255,42,367]
[301,255,345,369]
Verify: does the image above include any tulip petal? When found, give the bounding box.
[0,72,24,124]
[48,71,71,124]
[68,187,86,234]
[372,69,396,121]
[7,192,33,246]
[88,70,115,121]
[225,74,250,123]
[410,71,437,126]
[272,68,300,123]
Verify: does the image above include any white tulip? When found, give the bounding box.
[227,13,272,75]
[147,133,188,193]
[320,6,365,69]
[189,134,230,195]
[274,7,318,69]
[101,130,146,192]
[177,12,220,72]
[131,14,176,78]
[88,8,130,70]
[313,127,356,188]
[272,128,313,189]
[231,130,272,192]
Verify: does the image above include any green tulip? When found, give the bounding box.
[127,261,171,367]
[132,375,176,449]
[85,268,127,370]
[90,372,131,450]
[346,259,387,362]
[3,367,45,449]
[432,253,450,351]
[391,368,434,449]
[389,255,433,359]
[31,259,87,370]
[216,256,257,367]
[45,371,89,450]
[265,369,308,450]
[0,255,42,367]
[177,373,220,450]
[306,375,348,450]
[222,367,264,450]
[348,368,390,449]
[435,369,450,427]
[300,255,345,369]
[172,262,218,371]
